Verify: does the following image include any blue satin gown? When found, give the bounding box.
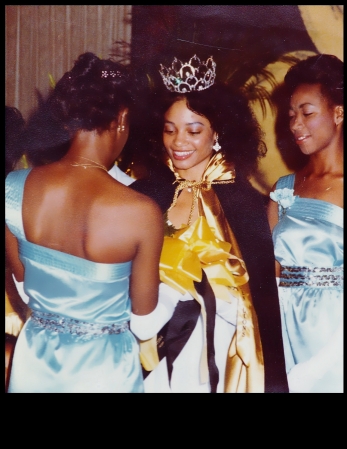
[271,174,343,393]
[5,169,144,393]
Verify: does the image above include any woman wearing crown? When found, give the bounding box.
[130,55,289,392]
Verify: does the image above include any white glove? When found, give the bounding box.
[5,312,24,336]
[130,283,183,341]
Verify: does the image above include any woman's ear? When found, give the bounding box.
[335,105,344,126]
[117,108,129,131]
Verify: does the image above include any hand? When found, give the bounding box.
[130,283,192,340]
[5,312,24,336]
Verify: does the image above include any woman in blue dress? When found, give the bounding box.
[5,52,167,393]
[268,54,343,393]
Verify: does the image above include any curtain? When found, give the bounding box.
[5,5,132,120]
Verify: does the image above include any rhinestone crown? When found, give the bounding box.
[159,54,216,93]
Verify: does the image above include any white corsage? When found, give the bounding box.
[270,188,296,216]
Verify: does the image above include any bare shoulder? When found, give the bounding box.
[120,184,161,212]
[269,182,277,194]
[108,182,163,225]
[130,190,163,229]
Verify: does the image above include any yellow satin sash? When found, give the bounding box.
[140,152,264,392]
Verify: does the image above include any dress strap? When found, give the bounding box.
[5,168,32,240]
[275,173,295,190]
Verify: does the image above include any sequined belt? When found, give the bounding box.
[279,266,343,287]
[30,310,129,339]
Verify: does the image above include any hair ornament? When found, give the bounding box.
[159,54,216,93]
[101,70,123,79]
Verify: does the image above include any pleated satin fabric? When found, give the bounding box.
[272,174,343,393]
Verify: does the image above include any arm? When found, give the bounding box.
[267,183,281,278]
[129,198,164,316]
[5,224,27,335]
[129,198,182,340]
[5,224,24,283]
[266,183,279,233]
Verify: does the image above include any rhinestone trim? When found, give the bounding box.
[30,310,129,340]
[279,266,343,287]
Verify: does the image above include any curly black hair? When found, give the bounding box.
[23,52,136,166]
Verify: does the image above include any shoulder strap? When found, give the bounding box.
[275,173,295,190]
[5,169,32,240]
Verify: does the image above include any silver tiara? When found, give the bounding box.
[159,55,216,93]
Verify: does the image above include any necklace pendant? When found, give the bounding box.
[187,187,192,193]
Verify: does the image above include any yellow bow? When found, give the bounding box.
[160,215,248,302]
[167,152,236,227]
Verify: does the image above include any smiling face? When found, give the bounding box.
[163,99,216,180]
[289,83,342,156]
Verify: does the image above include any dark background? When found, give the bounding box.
[117,5,316,176]
[130,5,317,87]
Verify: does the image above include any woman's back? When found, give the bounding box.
[22,163,159,264]
[6,168,140,392]
[5,52,164,392]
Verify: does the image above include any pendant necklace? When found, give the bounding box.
[70,156,108,173]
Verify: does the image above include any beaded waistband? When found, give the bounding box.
[30,310,129,340]
[279,266,343,288]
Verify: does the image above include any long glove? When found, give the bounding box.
[130,282,182,341]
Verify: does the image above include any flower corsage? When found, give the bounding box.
[270,188,296,217]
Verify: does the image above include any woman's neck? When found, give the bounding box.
[63,129,114,170]
[303,145,343,178]
[174,158,211,181]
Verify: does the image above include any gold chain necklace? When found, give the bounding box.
[70,156,108,173]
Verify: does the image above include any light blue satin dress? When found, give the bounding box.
[271,174,343,393]
[5,169,144,393]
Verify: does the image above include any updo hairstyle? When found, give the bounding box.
[284,54,343,107]
[24,52,135,165]
[49,52,134,134]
